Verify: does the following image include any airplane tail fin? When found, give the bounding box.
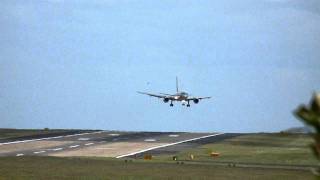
[176,76,179,93]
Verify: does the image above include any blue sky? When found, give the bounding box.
[0,0,319,132]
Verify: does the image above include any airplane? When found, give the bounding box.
[137,77,211,107]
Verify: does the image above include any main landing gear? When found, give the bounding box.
[186,100,190,107]
[169,101,190,107]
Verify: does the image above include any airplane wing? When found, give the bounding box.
[187,96,211,101]
[137,91,167,98]
[159,93,174,96]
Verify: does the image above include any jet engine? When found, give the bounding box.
[163,98,169,103]
[193,99,199,104]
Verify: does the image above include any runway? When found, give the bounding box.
[0,131,230,158]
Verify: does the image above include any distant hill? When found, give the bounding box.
[282,126,313,134]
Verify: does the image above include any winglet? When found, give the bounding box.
[176,76,179,93]
[137,91,146,95]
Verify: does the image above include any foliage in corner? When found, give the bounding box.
[295,93,320,176]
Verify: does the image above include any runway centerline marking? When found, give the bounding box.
[95,147,115,150]
[85,143,94,146]
[0,131,105,146]
[33,150,46,154]
[16,153,24,156]
[169,134,179,137]
[78,138,90,141]
[144,139,156,142]
[69,145,80,148]
[52,148,63,151]
[116,133,225,158]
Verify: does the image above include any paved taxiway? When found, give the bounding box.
[0,131,227,158]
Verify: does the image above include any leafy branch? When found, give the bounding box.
[295,93,320,176]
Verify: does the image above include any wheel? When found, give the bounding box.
[187,104,190,107]
[170,103,174,107]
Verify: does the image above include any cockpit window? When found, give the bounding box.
[180,92,188,96]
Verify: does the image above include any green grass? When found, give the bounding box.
[0,156,313,180]
[152,133,319,166]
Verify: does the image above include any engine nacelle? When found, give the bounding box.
[163,98,169,103]
[193,99,199,104]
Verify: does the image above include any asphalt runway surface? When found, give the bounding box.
[0,131,234,158]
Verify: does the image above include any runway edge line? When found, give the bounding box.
[116,133,225,158]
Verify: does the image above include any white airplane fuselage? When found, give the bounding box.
[171,92,189,104]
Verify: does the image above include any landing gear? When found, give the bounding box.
[187,104,190,107]
[170,101,174,107]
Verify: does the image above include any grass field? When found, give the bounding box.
[0,156,313,180]
[152,133,319,166]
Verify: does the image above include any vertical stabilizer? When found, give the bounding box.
[176,76,179,93]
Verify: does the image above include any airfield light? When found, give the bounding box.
[210,152,220,157]
[189,154,194,160]
[143,154,152,160]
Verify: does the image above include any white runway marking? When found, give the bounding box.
[85,143,94,146]
[78,138,90,141]
[144,139,156,142]
[109,134,120,136]
[169,134,179,137]
[16,153,24,156]
[0,131,105,146]
[116,133,225,158]
[69,145,80,148]
[52,148,63,151]
[95,147,115,150]
[33,150,46,154]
